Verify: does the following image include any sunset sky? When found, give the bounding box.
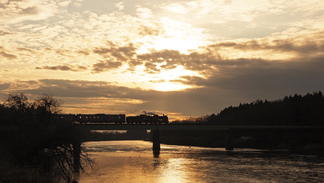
[1,0,324,120]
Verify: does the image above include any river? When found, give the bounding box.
[79,140,324,183]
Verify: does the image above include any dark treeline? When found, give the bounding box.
[207,91,324,125]
[0,92,92,183]
[172,91,324,125]
[164,92,324,154]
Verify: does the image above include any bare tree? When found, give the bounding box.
[4,91,29,111]
[36,93,61,114]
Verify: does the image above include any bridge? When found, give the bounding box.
[78,123,323,154]
[78,124,322,131]
[2,123,322,152]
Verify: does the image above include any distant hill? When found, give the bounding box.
[164,92,324,154]
[207,91,324,125]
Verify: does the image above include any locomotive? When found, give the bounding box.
[56,113,168,124]
[126,113,169,124]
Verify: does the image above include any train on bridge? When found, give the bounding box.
[56,113,169,124]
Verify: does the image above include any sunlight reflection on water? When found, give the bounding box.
[79,141,324,183]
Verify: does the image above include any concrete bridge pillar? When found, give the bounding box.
[152,130,160,156]
[225,130,234,150]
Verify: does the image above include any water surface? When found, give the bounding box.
[80,141,324,183]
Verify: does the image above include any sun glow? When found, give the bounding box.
[136,36,203,54]
[135,17,210,54]
[158,65,186,81]
[151,37,201,53]
[130,64,201,91]
[153,81,192,91]
[151,65,201,91]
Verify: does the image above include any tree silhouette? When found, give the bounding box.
[36,93,61,114]
[4,91,29,111]
[201,91,324,125]
[0,92,92,182]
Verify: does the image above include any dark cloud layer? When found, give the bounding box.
[137,24,165,37]
[0,30,12,36]
[210,31,324,55]
[181,58,324,98]
[18,79,234,116]
[93,42,137,61]
[85,31,324,77]
[0,46,17,59]
[92,42,137,72]
[36,65,88,72]
[21,6,39,15]
[134,30,324,75]
[92,60,122,73]
[0,83,10,90]
[0,51,17,59]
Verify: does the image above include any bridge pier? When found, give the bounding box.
[225,130,234,150]
[152,130,160,157]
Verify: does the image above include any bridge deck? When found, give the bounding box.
[79,124,323,131]
[1,124,322,131]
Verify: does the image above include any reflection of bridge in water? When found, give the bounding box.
[79,124,323,153]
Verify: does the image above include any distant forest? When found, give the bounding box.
[175,91,324,125]
[163,92,324,154]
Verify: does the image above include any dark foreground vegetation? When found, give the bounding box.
[0,92,92,183]
[165,92,324,155]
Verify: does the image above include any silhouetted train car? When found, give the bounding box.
[77,114,126,124]
[56,113,168,124]
[55,114,77,121]
[56,114,126,124]
[126,114,168,124]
